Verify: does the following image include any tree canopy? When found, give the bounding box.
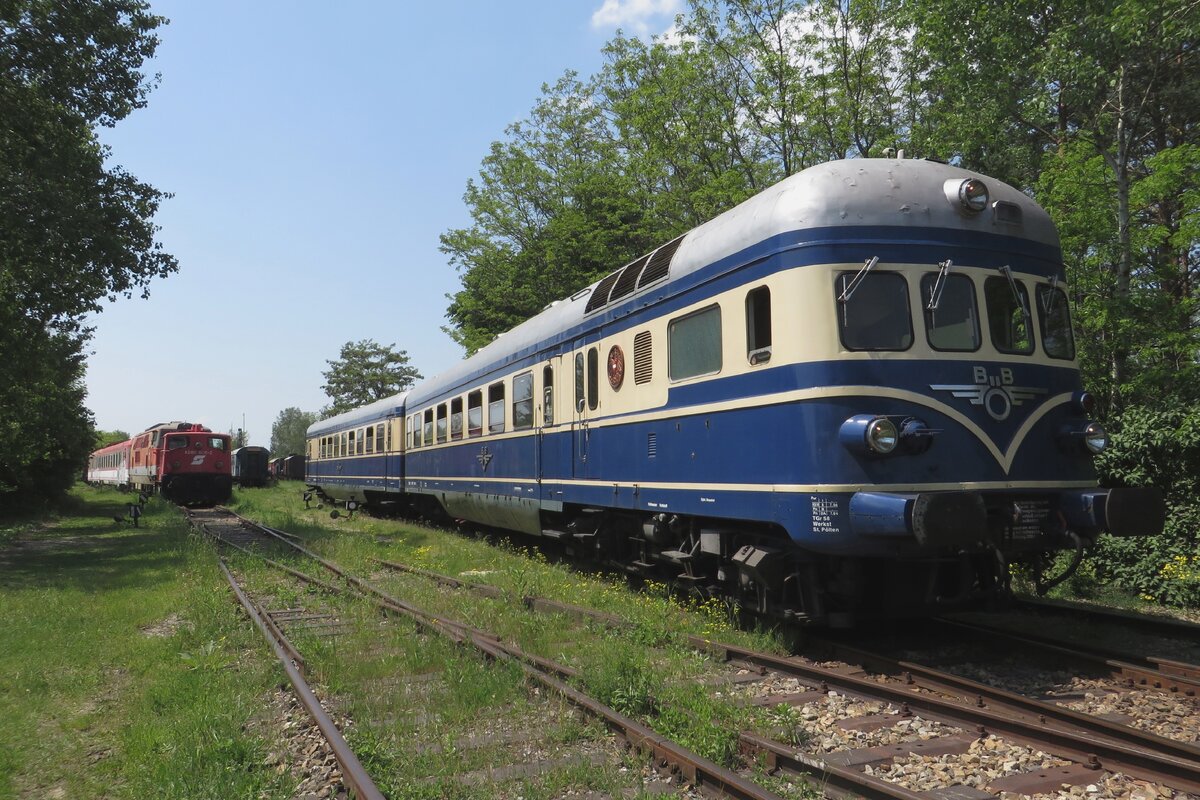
[270,408,317,457]
[0,1,175,511]
[442,0,1199,604]
[320,340,423,417]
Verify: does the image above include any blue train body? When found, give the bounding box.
[305,157,1163,623]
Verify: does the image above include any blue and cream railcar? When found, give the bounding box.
[361,157,1164,623]
[305,393,407,506]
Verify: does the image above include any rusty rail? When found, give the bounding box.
[217,559,385,800]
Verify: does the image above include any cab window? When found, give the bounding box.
[984,276,1034,354]
[922,273,980,351]
[836,272,912,351]
[167,435,187,450]
[1037,284,1075,360]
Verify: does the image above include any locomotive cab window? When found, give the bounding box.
[488,382,505,433]
[984,276,1034,354]
[669,304,722,380]
[209,437,226,450]
[467,390,483,437]
[167,435,187,450]
[746,286,772,364]
[921,273,980,351]
[836,272,912,351]
[513,371,534,430]
[1037,284,1075,360]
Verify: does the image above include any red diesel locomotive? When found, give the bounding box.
[119,421,232,505]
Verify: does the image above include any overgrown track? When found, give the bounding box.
[185,506,792,799]
[374,558,1200,798]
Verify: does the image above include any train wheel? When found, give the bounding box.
[330,509,340,519]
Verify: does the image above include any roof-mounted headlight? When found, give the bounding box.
[944,178,989,215]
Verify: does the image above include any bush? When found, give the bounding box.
[1094,405,1200,608]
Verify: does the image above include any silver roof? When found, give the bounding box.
[406,158,1058,407]
[306,391,409,437]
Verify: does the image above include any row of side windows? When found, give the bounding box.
[92,452,127,469]
[409,365,554,449]
[411,285,774,441]
[317,424,388,459]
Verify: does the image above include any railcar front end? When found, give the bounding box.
[386,157,1164,625]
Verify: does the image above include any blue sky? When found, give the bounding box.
[86,0,681,447]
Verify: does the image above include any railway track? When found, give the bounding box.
[372,557,1200,798]
[184,507,791,799]
[185,506,1200,798]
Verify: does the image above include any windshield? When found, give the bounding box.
[983,276,1034,354]
[836,272,913,351]
[1037,284,1075,360]
[922,273,979,351]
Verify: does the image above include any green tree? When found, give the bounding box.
[320,340,422,416]
[93,429,130,449]
[0,1,175,509]
[270,408,317,456]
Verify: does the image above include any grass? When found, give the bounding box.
[0,485,293,800]
[225,483,832,798]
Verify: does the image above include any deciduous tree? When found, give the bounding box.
[320,340,422,416]
[270,408,317,457]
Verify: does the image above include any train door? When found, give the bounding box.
[537,357,568,492]
[571,341,600,479]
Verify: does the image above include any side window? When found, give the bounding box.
[984,276,1034,354]
[436,404,448,443]
[746,286,772,364]
[365,425,374,454]
[922,273,980,351]
[574,352,585,413]
[407,417,415,448]
[513,371,534,430]
[423,409,434,445]
[467,390,483,437]
[376,424,385,453]
[669,304,723,380]
[357,428,366,455]
[1037,284,1075,360]
[488,382,506,433]
[450,398,463,440]
[542,365,554,425]
[348,429,356,455]
[341,432,348,457]
[587,347,599,410]
[836,272,913,351]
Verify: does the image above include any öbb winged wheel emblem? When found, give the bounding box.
[476,446,492,471]
[931,366,1047,421]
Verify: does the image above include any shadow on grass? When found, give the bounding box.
[0,495,190,594]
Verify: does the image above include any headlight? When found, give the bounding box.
[866,418,899,454]
[1084,422,1107,454]
[945,178,989,214]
